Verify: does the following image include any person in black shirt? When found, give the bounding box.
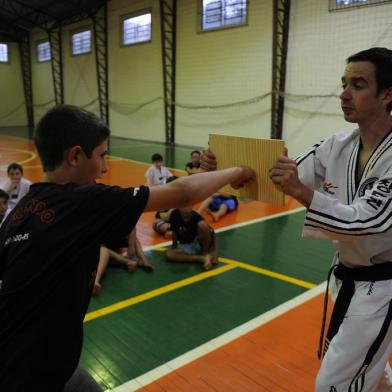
[167,207,217,270]
[185,150,202,175]
[0,104,254,392]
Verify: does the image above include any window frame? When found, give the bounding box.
[198,0,249,33]
[70,26,93,56]
[36,39,51,63]
[0,42,10,64]
[329,0,392,11]
[120,8,153,47]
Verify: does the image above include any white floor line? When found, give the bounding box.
[108,282,326,392]
[142,207,305,252]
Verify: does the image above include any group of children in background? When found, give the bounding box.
[0,150,239,294]
[150,150,239,271]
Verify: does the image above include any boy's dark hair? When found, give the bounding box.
[0,189,9,201]
[151,153,163,162]
[347,47,392,112]
[7,162,23,175]
[34,105,110,171]
[191,150,201,156]
[166,175,178,183]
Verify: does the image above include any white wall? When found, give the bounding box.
[108,0,165,142]
[175,0,273,146]
[31,29,55,122]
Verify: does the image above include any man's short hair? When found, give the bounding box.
[191,150,201,156]
[7,162,23,175]
[151,153,163,162]
[347,47,392,112]
[34,105,110,172]
[0,189,9,201]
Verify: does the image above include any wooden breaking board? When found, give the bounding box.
[209,134,285,206]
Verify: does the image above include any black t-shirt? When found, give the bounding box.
[169,209,203,244]
[185,162,200,170]
[0,182,149,391]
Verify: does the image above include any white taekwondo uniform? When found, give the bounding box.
[296,129,392,392]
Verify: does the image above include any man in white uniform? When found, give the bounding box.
[270,48,392,391]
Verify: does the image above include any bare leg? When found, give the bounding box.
[127,228,137,259]
[166,248,208,265]
[196,196,213,215]
[107,248,137,272]
[93,246,111,295]
[208,204,228,222]
[127,228,153,270]
[197,221,215,269]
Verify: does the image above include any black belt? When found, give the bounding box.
[318,261,392,391]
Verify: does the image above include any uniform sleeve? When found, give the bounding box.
[74,184,150,246]
[303,175,392,240]
[295,137,335,190]
[145,167,154,186]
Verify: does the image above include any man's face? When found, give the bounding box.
[77,139,108,184]
[0,197,8,215]
[340,61,390,124]
[8,169,22,184]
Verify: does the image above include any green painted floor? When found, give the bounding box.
[1,129,334,390]
[81,139,334,391]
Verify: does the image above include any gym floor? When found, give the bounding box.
[0,132,334,391]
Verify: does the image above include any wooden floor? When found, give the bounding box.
[1,132,332,392]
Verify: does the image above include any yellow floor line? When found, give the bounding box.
[219,257,316,289]
[84,264,236,323]
[152,248,316,289]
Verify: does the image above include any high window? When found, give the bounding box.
[201,0,248,31]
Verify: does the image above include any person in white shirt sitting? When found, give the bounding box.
[145,153,172,187]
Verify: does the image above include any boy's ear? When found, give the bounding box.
[65,146,82,167]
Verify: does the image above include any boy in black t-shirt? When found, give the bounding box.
[167,207,217,270]
[0,105,254,391]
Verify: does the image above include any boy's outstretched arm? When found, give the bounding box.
[144,167,254,212]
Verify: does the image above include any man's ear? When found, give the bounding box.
[65,146,82,167]
[382,87,392,109]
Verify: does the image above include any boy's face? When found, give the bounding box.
[153,160,163,169]
[0,197,8,215]
[76,139,109,184]
[191,153,200,164]
[8,169,22,184]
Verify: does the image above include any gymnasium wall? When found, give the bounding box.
[0,42,27,127]
[108,0,164,142]
[31,30,55,122]
[285,0,392,156]
[2,0,392,154]
[175,0,272,146]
